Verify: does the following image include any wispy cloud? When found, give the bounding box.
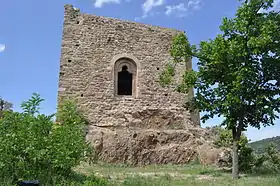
[93,0,121,8]
[143,0,164,14]
[165,0,203,17]
[187,0,202,11]
[0,44,5,53]
[138,0,164,19]
[165,3,187,17]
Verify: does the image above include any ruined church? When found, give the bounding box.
[57,5,216,165]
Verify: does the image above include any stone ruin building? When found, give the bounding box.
[57,5,229,166]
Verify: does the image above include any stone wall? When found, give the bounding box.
[57,4,200,131]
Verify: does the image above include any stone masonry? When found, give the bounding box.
[56,5,213,165]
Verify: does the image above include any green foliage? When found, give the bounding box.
[213,127,255,172]
[177,70,197,94]
[238,145,256,172]
[160,32,196,90]
[254,143,280,174]
[121,175,171,186]
[170,32,192,63]
[0,96,12,117]
[250,136,280,154]
[161,0,280,130]
[2,173,109,186]
[160,0,280,178]
[80,174,108,186]
[0,93,92,184]
[198,0,279,128]
[214,126,249,148]
[159,63,175,87]
[20,93,44,115]
[49,99,92,175]
[214,126,280,174]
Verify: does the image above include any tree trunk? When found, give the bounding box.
[232,124,242,179]
[232,139,239,179]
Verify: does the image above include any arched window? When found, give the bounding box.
[118,66,133,95]
[114,58,137,97]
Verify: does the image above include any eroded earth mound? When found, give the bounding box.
[86,126,231,167]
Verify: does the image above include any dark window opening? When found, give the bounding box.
[117,66,133,95]
[107,37,112,43]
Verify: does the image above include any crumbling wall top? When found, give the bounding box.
[63,4,183,34]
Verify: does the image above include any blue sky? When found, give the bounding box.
[0,0,279,142]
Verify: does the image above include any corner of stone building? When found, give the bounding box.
[63,4,80,25]
[57,4,80,116]
[64,4,80,13]
[64,4,73,10]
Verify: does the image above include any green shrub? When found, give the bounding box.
[0,93,92,184]
[213,126,249,148]
[213,126,280,174]
[253,143,280,174]
[213,126,255,172]
[238,145,255,172]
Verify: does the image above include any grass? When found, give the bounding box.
[1,162,279,185]
[74,162,280,186]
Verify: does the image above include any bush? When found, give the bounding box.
[213,126,280,174]
[253,143,280,174]
[0,93,93,184]
[213,126,255,172]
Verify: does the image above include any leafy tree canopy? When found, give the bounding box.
[160,0,280,178]
[162,0,280,134]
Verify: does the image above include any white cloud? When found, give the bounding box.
[187,0,202,10]
[165,3,187,17]
[165,0,202,17]
[137,0,164,19]
[94,0,120,8]
[0,44,5,53]
[143,0,164,14]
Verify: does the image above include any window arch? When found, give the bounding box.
[114,58,137,97]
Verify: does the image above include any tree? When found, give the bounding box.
[160,0,280,179]
[213,126,256,173]
[0,97,13,118]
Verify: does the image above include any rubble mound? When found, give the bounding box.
[86,126,231,166]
